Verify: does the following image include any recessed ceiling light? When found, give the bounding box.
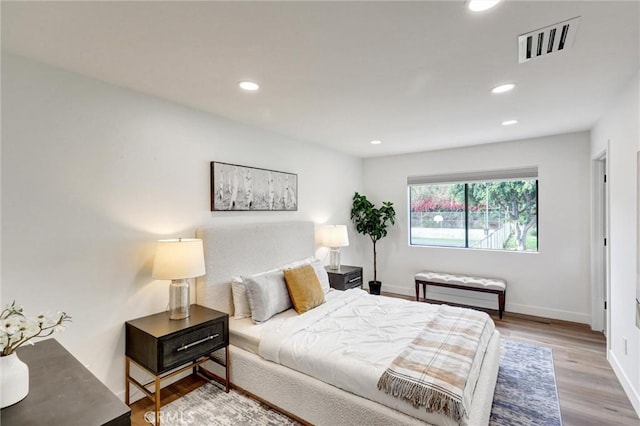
[502,120,518,126]
[238,81,259,91]
[491,83,516,94]
[467,0,501,12]
[370,140,382,145]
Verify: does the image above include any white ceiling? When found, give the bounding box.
[2,1,638,158]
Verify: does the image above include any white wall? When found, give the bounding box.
[361,132,592,324]
[1,54,363,398]
[591,72,640,415]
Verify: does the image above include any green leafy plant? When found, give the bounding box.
[350,192,396,283]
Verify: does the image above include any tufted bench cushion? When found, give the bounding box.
[414,272,506,291]
[414,271,507,318]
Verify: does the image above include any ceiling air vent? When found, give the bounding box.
[518,17,580,64]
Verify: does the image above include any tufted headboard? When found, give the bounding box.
[195,221,315,314]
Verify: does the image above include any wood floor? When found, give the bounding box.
[490,311,638,426]
[129,297,639,426]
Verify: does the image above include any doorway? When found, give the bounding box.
[592,150,610,347]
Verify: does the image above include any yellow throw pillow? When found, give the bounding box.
[283,264,325,314]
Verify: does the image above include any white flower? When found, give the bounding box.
[1,316,22,335]
[22,318,42,339]
[9,304,23,315]
[0,302,71,356]
[35,313,56,328]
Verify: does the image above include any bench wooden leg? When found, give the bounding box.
[415,282,419,301]
[498,291,505,319]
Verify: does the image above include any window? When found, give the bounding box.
[408,168,538,252]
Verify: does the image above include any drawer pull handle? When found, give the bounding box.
[348,277,361,283]
[176,334,220,352]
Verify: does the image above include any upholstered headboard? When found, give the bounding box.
[195,221,315,314]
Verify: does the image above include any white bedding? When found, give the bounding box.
[256,289,495,425]
[229,309,299,354]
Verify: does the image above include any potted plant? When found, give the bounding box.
[350,192,396,295]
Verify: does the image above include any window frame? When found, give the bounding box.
[407,169,539,252]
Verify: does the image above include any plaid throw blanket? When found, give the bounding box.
[377,305,495,423]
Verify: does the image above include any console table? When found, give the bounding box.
[0,339,130,426]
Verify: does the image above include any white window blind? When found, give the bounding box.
[407,166,538,185]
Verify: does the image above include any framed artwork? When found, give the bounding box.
[211,161,298,211]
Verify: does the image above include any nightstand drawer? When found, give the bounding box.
[161,321,224,370]
[343,271,362,288]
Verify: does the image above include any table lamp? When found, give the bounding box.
[152,238,206,320]
[321,225,349,270]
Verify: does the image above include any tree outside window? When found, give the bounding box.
[409,179,537,252]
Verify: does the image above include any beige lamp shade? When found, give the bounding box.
[152,238,206,280]
[321,225,349,248]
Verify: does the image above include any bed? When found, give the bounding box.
[196,221,501,426]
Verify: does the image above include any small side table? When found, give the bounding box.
[125,305,229,426]
[325,265,363,290]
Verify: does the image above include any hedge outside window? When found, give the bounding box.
[408,168,538,252]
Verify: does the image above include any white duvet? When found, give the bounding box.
[258,289,490,425]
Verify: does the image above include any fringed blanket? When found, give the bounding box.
[377,305,495,423]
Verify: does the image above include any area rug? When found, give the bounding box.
[143,384,299,426]
[490,340,562,426]
[148,339,562,425]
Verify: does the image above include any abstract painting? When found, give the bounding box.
[211,162,298,211]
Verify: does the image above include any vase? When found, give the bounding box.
[1,352,29,408]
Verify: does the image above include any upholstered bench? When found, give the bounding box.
[414,271,507,319]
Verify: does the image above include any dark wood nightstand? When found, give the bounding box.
[125,305,229,426]
[325,265,363,290]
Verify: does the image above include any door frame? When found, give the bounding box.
[591,148,610,345]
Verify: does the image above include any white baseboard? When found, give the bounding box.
[379,283,416,298]
[609,350,640,417]
[380,283,590,325]
[506,303,590,325]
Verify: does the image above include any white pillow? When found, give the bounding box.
[279,257,315,270]
[231,262,302,320]
[277,257,331,292]
[232,257,323,321]
[310,259,331,293]
[230,277,251,319]
[242,270,293,323]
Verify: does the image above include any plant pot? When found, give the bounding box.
[369,281,382,295]
[1,352,29,408]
